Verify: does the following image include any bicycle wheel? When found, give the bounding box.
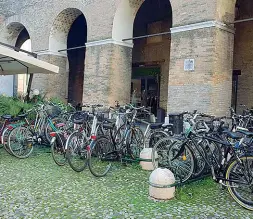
[51,133,67,166]
[152,137,175,169]
[153,137,195,183]
[127,127,144,159]
[226,156,253,211]
[188,138,207,178]
[148,130,169,148]
[2,127,13,155]
[203,140,222,169]
[88,137,112,177]
[8,126,34,159]
[66,132,88,172]
[114,124,126,146]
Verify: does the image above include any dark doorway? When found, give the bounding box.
[67,14,87,105]
[14,28,30,96]
[131,66,160,115]
[15,28,30,48]
[132,0,172,114]
[232,70,241,112]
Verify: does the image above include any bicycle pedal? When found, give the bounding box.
[219,180,238,188]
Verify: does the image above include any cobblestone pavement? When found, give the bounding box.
[0,148,252,219]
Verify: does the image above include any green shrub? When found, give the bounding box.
[0,95,33,116]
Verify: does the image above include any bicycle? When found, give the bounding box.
[65,104,113,177]
[152,111,224,182]
[154,119,253,210]
[8,103,63,158]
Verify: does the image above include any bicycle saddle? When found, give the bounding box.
[104,118,116,124]
[162,124,173,128]
[73,118,85,124]
[1,115,12,120]
[103,123,114,130]
[17,113,28,118]
[150,123,163,129]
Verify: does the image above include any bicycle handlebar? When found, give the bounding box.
[82,104,104,108]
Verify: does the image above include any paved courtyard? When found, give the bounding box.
[0,147,252,219]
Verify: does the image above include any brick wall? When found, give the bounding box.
[168,28,215,114]
[32,54,68,101]
[0,0,239,115]
[211,28,234,116]
[83,43,132,106]
[170,0,217,26]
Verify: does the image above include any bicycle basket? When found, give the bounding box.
[97,112,105,122]
[45,105,61,118]
[72,111,88,124]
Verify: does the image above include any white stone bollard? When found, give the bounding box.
[140,148,158,171]
[149,168,175,200]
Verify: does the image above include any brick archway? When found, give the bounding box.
[112,0,144,43]
[113,0,172,41]
[49,8,83,54]
[113,0,172,113]
[6,22,30,46]
[49,8,87,105]
[3,23,31,96]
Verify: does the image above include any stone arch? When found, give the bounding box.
[112,0,172,43]
[48,7,87,104]
[2,22,31,97]
[216,0,237,23]
[112,0,173,113]
[49,8,84,54]
[5,22,30,46]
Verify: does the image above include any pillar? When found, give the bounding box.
[83,40,132,107]
[167,22,234,116]
[32,52,68,101]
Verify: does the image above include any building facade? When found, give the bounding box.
[0,0,250,116]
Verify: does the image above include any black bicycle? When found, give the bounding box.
[154,124,253,210]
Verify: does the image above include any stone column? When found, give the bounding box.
[167,22,234,116]
[83,40,132,107]
[32,52,68,101]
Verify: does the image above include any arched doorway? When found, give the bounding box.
[49,8,87,105]
[232,0,253,112]
[2,23,31,97]
[131,0,172,115]
[67,14,87,105]
[15,28,31,96]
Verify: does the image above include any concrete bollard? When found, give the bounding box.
[140,148,158,171]
[149,168,175,200]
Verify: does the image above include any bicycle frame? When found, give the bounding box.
[187,130,250,185]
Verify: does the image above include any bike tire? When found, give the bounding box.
[148,130,169,148]
[203,140,222,170]
[88,137,112,177]
[51,133,67,166]
[152,137,176,169]
[127,127,144,159]
[2,127,13,155]
[8,126,34,159]
[66,131,88,172]
[188,138,207,178]
[226,156,253,211]
[152,137,195,183]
